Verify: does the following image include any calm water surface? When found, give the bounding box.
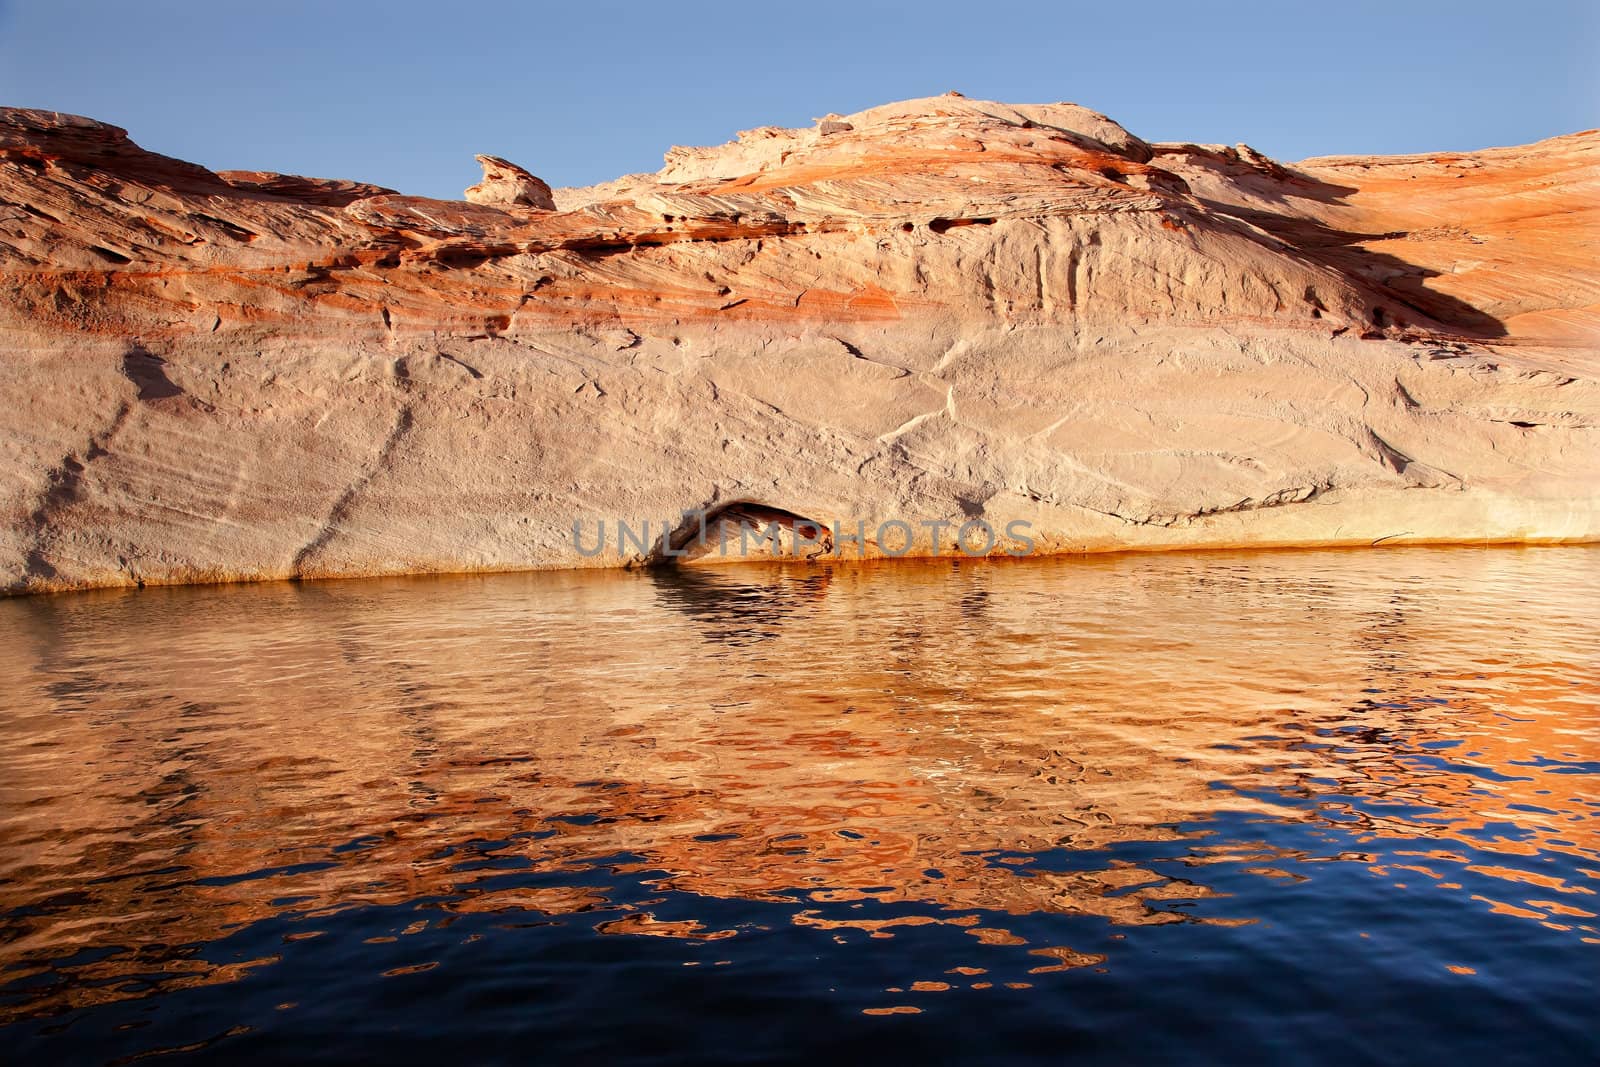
[0,549,1596,1064]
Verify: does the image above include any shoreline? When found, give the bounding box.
[7,534,1595,600]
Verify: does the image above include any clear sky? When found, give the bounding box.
[1,0,1595,199]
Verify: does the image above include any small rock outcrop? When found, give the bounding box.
[463,153,555,209]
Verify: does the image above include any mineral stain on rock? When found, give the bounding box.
[0,97,1595,593]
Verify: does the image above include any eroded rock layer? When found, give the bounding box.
[1,96,1596,592]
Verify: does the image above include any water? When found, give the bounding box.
[0,548,1595,1065]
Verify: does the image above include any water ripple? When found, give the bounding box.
[0,548,1595,1064]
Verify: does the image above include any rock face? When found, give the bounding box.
[463,154,555,209]
[0,97,1595,593]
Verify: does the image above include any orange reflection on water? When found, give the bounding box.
[0,548,1595,1023]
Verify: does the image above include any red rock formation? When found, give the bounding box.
[0,98,1595,592]
[463,154,555,209]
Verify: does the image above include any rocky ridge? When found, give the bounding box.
[0,95,1595,592]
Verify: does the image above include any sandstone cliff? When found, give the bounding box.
[1,96,1595,593]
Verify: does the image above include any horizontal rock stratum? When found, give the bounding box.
[1,95,1596,593]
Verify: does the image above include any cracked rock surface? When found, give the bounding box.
[0,96,1596,593]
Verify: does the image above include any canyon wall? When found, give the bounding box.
[1,95,1596,592]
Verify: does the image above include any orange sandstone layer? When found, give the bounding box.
[0,96,1596,593]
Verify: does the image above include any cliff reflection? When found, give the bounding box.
[0,549,1595,1023]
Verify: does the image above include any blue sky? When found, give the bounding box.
[1,0,1595,199]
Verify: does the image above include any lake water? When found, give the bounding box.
[0,548,1595,1065]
